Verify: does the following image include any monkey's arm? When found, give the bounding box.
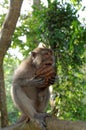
[13,77,45,88]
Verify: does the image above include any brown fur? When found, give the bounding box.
[11,46,56,122]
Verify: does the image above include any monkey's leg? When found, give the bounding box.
[12,85,47,129]
[12,85,37,118]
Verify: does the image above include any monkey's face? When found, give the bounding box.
[31,48,55,69]
[40,48,54,66]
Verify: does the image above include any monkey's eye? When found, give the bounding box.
[31,52,37,58]
[49,50,53,55]
[45,50,52,56]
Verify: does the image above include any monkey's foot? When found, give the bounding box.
[17,115,30,123]
[34,113,51,130]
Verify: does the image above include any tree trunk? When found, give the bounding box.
[0,63,8,127]
[0,117,86,130]
[0,0,23,127]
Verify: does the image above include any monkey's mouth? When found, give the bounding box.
[42,59,53,66]
[45,63,52,66]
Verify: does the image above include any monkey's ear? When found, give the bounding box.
[38,42,46,48]
[31,52,37,58]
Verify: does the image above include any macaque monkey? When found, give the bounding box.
[11,45,56,128]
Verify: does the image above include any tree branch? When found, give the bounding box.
[0,117,86,130]
[0,0,23,61]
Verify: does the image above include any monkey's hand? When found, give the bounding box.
[48,75,58,85]
[34,113,50,130]
[29,77,45,88]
